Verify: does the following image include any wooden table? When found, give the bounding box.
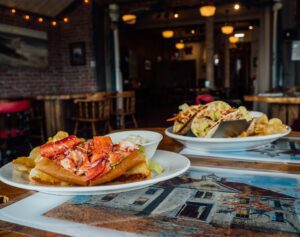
[244,95,300,125]
[36,93,92,137]
[0,127,300,236]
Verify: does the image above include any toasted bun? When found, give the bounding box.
[29,168,70,186]
[35,158,88,186]
[116,162,151,183]
[89,150,145,186]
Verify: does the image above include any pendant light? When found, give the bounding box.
[229,36,239,43]
[199,3,216,17]
[122,14,137,24]
[162,30,174,38]
[221,10,234,35]
[175,42,185,50]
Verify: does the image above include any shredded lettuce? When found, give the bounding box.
[149,161,164,175]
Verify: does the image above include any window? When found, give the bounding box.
[203,192,213,199]
[145,188,158,195]
[195,191,204,198]
[273,200,282,208]
[239,198,250,204]
[102,193,117,201]
[176,202,213,221]
[236,208,249,219]
[272,212,284,222]
[133,197,149,206]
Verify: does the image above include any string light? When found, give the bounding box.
[249,25,254,30]
[174,12,179,18]
[191,29,195,34]
[24,15,30,20]
[51,21,57,26]
[234,3,240,10]
[84,0,89,4]
[38,17,44,23]
[11,9,16,14]
[63,17,69,23]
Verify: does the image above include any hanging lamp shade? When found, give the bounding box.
[221,25,234,35]
[175,42,185,50]
[162,30,174,38]
[229,36,239,43]
[199,5,216,17]
[122,14,136,24]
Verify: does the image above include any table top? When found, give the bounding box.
[1,127,300,236]
[244,95,300,104]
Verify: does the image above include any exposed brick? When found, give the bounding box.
[0,4,97,98]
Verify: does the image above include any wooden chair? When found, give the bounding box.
[111,91,138,129]
[29,99,45,143]
[72,97,111,136]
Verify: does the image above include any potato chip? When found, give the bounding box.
[47,131,69,143]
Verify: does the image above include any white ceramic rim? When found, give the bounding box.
[0,150,190,193]
[165,126,291,143]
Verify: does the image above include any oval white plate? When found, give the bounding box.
[0,150,190,195]
[165,126,291,151]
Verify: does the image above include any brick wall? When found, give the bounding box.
[0,4,97,98]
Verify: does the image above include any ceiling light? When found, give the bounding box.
[191,29,195,34]
[174,12,179,18]
[63,17,69,23]
[249,25,254,30]
[122,14,136,24]
[11,9,16,14]
[221,25,234,35]
[234,33,245,38]
[162,30,174,38]
[38,17,43,23]
[234,3,240,10]
[84,0,89,4]
[24,15,30,20]
[199,5,216,17]
[229,36,239,43]
[176,42,185,50]
[51,21,57,27]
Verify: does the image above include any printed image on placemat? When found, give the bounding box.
[44,169,300,236]
[181,137,300,163]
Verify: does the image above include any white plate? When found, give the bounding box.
[0,150,190,195]
[165,127,291,151]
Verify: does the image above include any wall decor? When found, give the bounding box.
[0,23,48,68]
[69,42,86,66]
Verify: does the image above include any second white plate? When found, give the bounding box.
[0,150,190,195]
[165,126,291,151]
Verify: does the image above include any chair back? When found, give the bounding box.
[87,92,112,100]
[74,97,110,121]
[113,91,136,115]
[195,94,214,105]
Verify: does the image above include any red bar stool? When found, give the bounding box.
[0,100,32,166]
[195,94,214,105]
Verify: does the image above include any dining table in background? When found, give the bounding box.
[36,93,92,137]
[244,95,300,126]
[0,127,300,236]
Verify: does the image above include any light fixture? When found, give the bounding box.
[174,12,179,18]
[199,4,216,17]
[38,17,44,23]
[162,30,174,38]
[175,42,185,50]
[221,25,234,35]
[234,3,240,10]
[122,14,136,24]
[249,25,254,30]
[51,21,57,26]
[221,10,234,35]
[234,33,245,38]
[191,29,195,34]
[229,36,239,43]
[11,9,16,14]
[24,15,30,20]
[63,17,69,23]
[84,0,89,4]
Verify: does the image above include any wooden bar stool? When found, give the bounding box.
[111,91,138,129]
[72,97,111,136]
